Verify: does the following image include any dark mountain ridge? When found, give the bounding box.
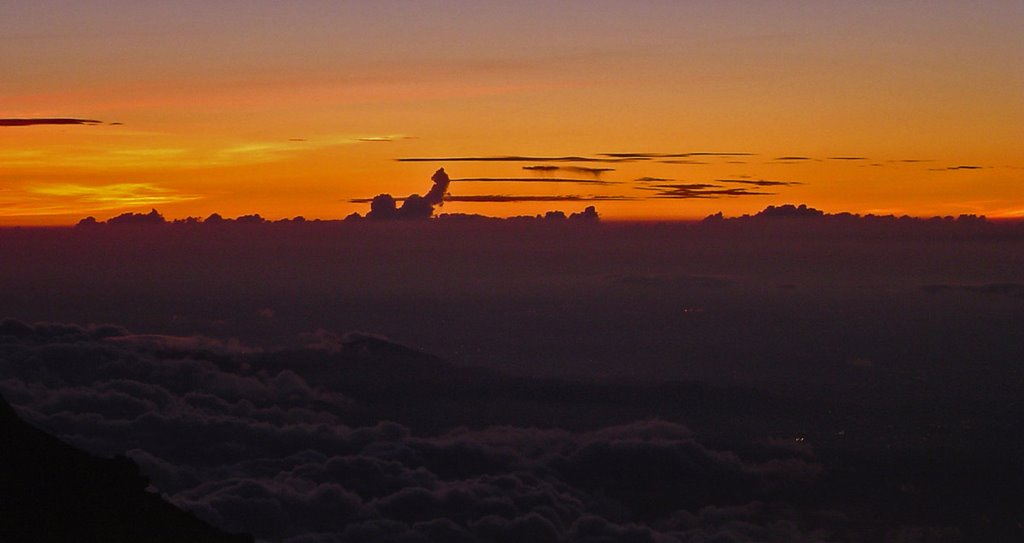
[0,391,253,543]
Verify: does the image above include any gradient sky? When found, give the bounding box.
[2,0,1022,224]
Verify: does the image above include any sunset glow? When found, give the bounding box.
[2,1,1022,225]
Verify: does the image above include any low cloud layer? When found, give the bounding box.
[0,321,829,542]
[3,319,1018,541]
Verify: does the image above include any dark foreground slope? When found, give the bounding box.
[0,391,252,543]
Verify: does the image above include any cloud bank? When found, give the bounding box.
[0,320,829,543]
[3,318,1019,541]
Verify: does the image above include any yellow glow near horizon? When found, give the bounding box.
[1,2,1021,225]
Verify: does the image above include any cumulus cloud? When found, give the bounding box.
[364,168,451,220]
[752,204,825,218]
[351,169,617,220]
[0,117,103,126]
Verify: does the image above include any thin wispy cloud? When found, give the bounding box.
[772,156,813,161]
[598,152,754,159]
[521,165,614,177]
[637,183,724,191]
[655,187,774,199]
[450,177,620,185]
[1,134,399,170]
[0,118,103,127]
[398,152,755,165]
[30,183,200,205]
[444,194,633,203]
[637,183,774,199]
[0,183,200,219]
[398,155,627,163]
[565,166,614,176]
[929,165,985,171]
[355,135,415,142]
[716,179,804,187]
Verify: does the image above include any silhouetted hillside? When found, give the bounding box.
[0,392,252,543]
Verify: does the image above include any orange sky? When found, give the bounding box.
[2,1,1022,225]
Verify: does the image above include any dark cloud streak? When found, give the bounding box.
[443,194,633,203]
[599,152,754,158]
[398,155,628,163]
[929,165,985,171]
[716,179,804,187]
[521,165,615,177]
[642,183,774,199]
[451,177,620,185]
[0,118,103,127]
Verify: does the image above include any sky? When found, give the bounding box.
[2,0,1022,225]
